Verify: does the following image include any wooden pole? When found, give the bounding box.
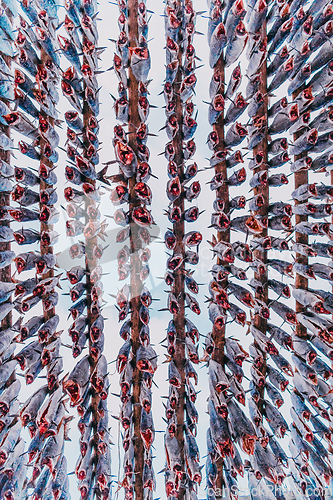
[127,0,145,497]
[164,1,186,497]
[172,8,186,499]
[61,10,108,494]
[39,49,55,324]
[0,84,12,331]
[80,28,103,490]
[210,53,227,499]
[0,4,13,388]
[251,22,268,413]
[293,85,308,340]
[83,81,100,484]
[163,0,201,496]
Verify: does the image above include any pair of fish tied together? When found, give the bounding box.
[110,0,157,499]
[204,0,333,498]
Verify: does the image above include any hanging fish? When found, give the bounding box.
[129,42,151,83]
[63,355,90,405]
[225,21,248,67]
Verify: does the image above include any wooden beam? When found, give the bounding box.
[0,4,13,388]
[211,51,227,500]
[251,22,268,413]
[167,2,186,497]
[80,32,101,482]
[39,48,55,323]
[293,84,308,340]
[128,0,144,496]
